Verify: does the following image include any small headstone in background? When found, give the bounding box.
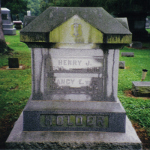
[132,81,150,97]
[1,8,16,35]
[23,16,36,28]
[13,21,23,29]
[145,17,150,29]
[119,61,125,69]
[130,42,142,49]
[121,52,134,57]
[8,58,19,68]
[27,11,31,16]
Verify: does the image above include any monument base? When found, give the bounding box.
[3,28,16,35]
[22,98,126,132]
[6,111,142,149]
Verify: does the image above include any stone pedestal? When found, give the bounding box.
[6,7,141,149]
[6,109,142,150]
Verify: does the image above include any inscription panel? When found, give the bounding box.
[48,57,102,72]
[44,49,104,101]
[40,114,109,129]
[2,14,8,20]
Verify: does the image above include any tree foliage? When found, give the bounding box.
[27,0,41,16]
[40,0,150,15]
[1,0,27,21]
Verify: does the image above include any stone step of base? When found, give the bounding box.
[23,98,126,132]
[6,112,142,150]
[2,24,13,28]
[3,28,16,35]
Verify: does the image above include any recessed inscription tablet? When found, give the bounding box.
[2,14,8,20]
[40,114,109,130]
[44,49,104,101]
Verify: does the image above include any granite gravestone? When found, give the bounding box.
[132,81,150,97]
[121,52,134,57]
[1,8,16,35]
[6,7,142,149]
[23,16,36,28]
[27,10,31,16]
[8,58,19,68]
[130,42,142,49]
[13,21,23,29]
[119,61,125,69]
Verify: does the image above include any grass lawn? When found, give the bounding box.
[0,30,150,148]
[146,28,150,34]
[0,30,31,148]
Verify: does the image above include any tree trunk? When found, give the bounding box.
[0,0,13,54]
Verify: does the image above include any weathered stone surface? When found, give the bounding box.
[116,18,129,29]
[23,98,126,132]
[121,52,134,57]
[31,48,119,102]
[20,7,132,44]
[6,112,142,150]
[132,81,150,97]
[6,7,140,150]
[23,16,36,28]
[130,42,142,49]
[119,61,125,69]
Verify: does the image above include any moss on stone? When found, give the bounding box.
[20,7,132,45]
[49,15,103,44]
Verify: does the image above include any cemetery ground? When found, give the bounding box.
[0,30,150,149]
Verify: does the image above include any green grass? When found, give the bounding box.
[0,31,150,147]
[0,30,31,122]
[118,46,150,135]
[146,28,150,34]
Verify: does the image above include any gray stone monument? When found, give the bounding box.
[6,7,142,149]
[119,61,125,69]
[27,10,31,16]
[1,8,16,35]
[13,21,23,29]
[121,52,134,57]
[132,81,150,97]
[130,42,142,49]
[23,15,36,28]
[8,58,19,68]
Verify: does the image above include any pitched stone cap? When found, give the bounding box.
[1,8,10,11]
[20,7,132,44]
[116,18,129,29]
[23,16,36,28]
